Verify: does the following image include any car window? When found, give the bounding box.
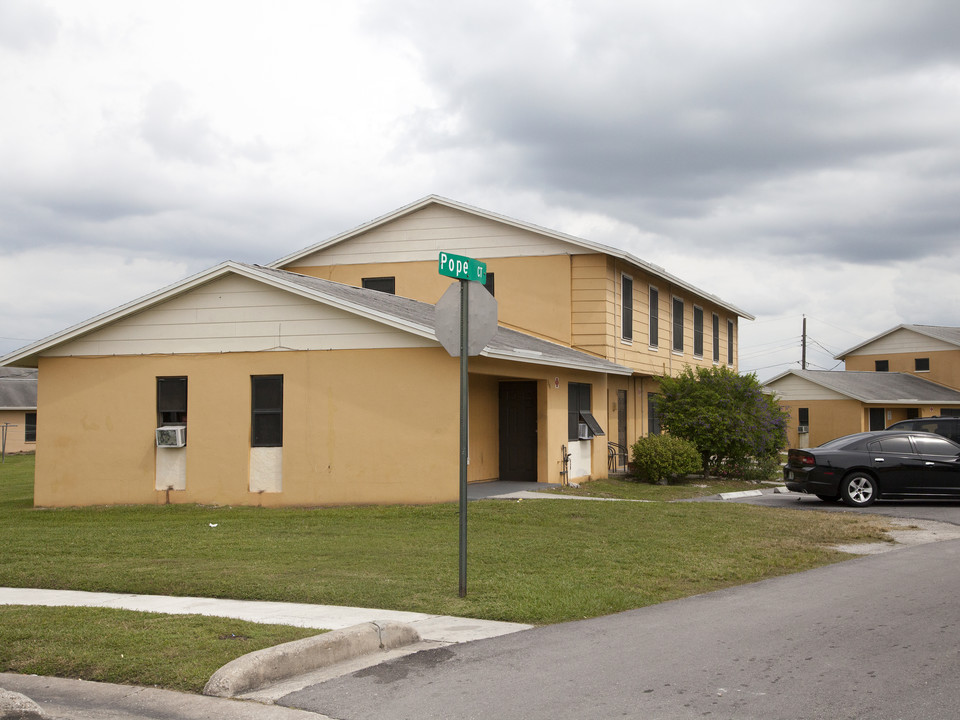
[913,435,960,456]
[869,436,915,454]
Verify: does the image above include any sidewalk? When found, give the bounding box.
[0,588,532,719]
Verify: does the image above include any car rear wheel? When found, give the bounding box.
[841,472,877,507]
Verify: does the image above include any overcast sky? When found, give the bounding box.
[3,0,959,380]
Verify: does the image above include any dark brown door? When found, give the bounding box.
[617,389,627,449]
[499,382,538,481]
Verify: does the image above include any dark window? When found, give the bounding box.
[621,275,633,341]
[798,408,809,426]
[157,377,187,426]
[672,297,684,353]
[875,360,889,372]
[648,393,661,436]
[869,407,886,430]
[869,436,914,453]
[915,358,930,372]
[362,277,395,294]
[712,314,720,363]
[568,382,605,440]
[484,272,495,297]
[649,287,659,347]
[907,408,920,419]
[913,435,958,456]
[940,409,960,418]
[727,319,734,365]
[25,412,36,443]
[693,306,704,357]
[252,375,283,447]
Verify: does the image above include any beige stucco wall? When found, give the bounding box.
[0,409,34,454]
[293,254,574,346]
[34,349,464,508]
[779,398,865,448]
[845,349,960,391]
[33,347,618,507]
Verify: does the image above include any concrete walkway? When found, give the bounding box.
[0,588,532,719]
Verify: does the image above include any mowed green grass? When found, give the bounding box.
[0,605,320,693]
[0,453,894,690]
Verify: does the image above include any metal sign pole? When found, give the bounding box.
[458,278,469,598]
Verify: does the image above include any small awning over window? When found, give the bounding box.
[579,410,605,437]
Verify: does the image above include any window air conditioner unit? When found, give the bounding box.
[578,422,590,440]
[156,425,186,448]
[797,425,809,434]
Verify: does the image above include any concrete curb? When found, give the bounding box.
[203,620,420,698]
[718,489,764,500]
[0,688,46,720]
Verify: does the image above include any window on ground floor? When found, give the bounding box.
[25,411,36,442]
[568,382,605,440]
[157,377,187,426]
[252,375,283,447]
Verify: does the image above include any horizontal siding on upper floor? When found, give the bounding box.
[44,275,435,357]
[286,205,592,267]
[846,328,958,356]
[766,374,848,401]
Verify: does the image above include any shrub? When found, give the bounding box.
[656,366,789,476]
[629,434,702,484]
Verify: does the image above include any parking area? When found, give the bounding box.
[729,487,960,525]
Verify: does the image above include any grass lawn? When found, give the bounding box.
[0,452,895,690]
[544,476,771,501]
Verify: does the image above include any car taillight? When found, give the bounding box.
[789,450,815,467]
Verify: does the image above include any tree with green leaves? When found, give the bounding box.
[655,366,789,477]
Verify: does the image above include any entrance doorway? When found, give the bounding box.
[499,381,538,481]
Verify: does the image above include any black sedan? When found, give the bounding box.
[783,430,960,507]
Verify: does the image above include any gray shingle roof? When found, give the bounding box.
[0,368,37,409]
[785,370,960,404]
[244,264,634,375]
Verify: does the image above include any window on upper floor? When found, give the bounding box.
[915,358,930,372]
[251,375,283,447]
[362,277,395,294]
[875,360,889,372]
[693,306,704,357]
[157,377,187,426]
[672,297,684,353]
[649,286,659,348]
[727,319,734,365]
[621,274,633,342]
[712,313,720,363]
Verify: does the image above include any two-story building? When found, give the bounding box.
[1,196,751,507]
[765,324,960,448]
[0,367,37,455]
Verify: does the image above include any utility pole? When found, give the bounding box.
[801,315,807,370]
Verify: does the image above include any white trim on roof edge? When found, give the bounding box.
[267,195,754,321]
[835,324,960,359]
[0,261,635,377]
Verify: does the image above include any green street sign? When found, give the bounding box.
[438,251,486,284]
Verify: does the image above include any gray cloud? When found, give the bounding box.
[0,0,59,52]
[368,0,960,264]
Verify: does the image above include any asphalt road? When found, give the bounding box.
[279,497,960,720]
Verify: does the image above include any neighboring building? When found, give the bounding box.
[0,197,751,507]
[765,325,960,448]
[0,367,37,454]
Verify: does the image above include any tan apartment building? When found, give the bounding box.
[1,196,751,507]
[765,325,960,448]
